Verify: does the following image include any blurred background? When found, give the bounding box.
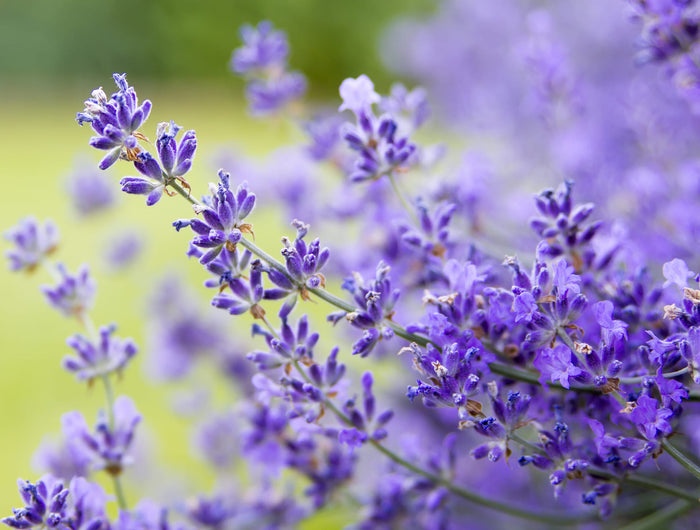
[0,0,435,523]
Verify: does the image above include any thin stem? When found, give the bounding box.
[100,373,129,511]
[509,433,700,505]
[587,466,700,503]
[260,315,280,340]
[662,438,700,482]
[387,172,418,225]
[618,367,689,385]
[289,362,592,525]
[618,499,696,530]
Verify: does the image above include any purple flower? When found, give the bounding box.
[1,475,108,530]
[193,411,239,469]
[76,73,152,170]
[2,475,70,529]
[62,323,138,382]
[338,428,369,451]
[230,21,307,115]
[339,75,380,114]
[32,436,92,481]
[663,258,694,289]
[329,261,401,357]
[103,231,144,270]
[64,166,115,217]
[379,83,430,133]
[61,396,142,475]
[230,21,289,73]
[530,181,601,262]
[173,170,254,265]
[655,368,688,407]
[533,344,583,389]
[339,75,419,182]
[680,326,700,383]
[246,73,307,116]
[4,217,59,273]
[593,300,628,344]
[629,394,674,440]
[40,264,96,317]
[248,314,320,371]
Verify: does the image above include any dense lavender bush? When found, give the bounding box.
[7,2,700,528]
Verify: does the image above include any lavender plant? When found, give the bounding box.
[7,5,700,529]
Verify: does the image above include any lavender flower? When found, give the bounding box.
[2,476,108,530]
[103,231,143,270]
[230,21,307,115]
[248,314,319,371]
[4,217,59,273]
[40,264,96,317]
[258,219,330,317]
[2,476,70,529]
[173,170,254,265]
[62,323,138,382]
[61,396,141,475]
[339,75,418,182]
[329,261,401,357]
[64,166,115,217]
[76,73,152,170]
[629,394,674,440]
[530,181,601,266]
[120,122,197,206]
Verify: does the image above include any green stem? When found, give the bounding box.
[586,466,700,503]
[618,499,695,530]
[662,439,700,482]
[100,373,129,511]
[387,172,418,225]
[509,433,700,505]
[289,361,593,525]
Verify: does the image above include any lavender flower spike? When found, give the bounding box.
[1,475,70,529]
[4,217,59,273]
[61,396,142,476]
[120,121,197,206]
[230,21,307,115]
[40,263,96,318]
[174,170,255,265]
[62,323,138,382]
[76,73,152,170]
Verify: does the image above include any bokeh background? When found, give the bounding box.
[0,0,435,523]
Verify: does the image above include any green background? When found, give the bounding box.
[0,0,436,525]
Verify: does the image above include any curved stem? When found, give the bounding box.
[587,466,700,503]
[77,313,129,511]
[662,438,700,482]
[618,499,696,530]
[387,172,418,225]
[289,361,593,525]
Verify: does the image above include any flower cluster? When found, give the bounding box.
[230,21,307,115]
[339,75,419,182]
[9,6,700,530]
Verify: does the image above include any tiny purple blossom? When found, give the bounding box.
[629,395,673,440]
[662,258,694,289]
[4,217,59,273]
[62,324,138,382]
[533,344,583,389]
[40,264,96,317]
[61,396,142,474]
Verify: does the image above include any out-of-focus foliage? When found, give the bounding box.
[0,0,434,93]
